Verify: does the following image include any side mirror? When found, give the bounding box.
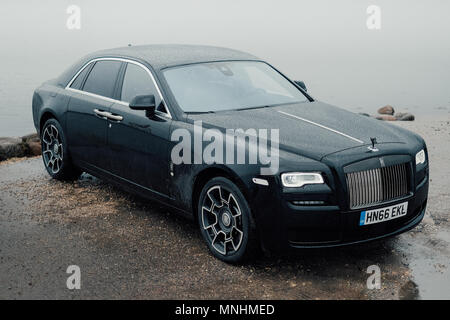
[129,94,156,117]
[294,80,307,92]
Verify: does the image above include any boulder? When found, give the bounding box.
[22,132,40,143]
[378,105,395,115]
[21,132,41,156]
[395,112,415,121]
[0,137,28,161]
[376,115,397,121]
[27,141,42,156]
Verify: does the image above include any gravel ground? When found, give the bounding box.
[0,115,449,300]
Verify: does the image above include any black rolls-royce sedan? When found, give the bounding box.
[32,45,429,262]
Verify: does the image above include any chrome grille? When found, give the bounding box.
[346,163,409,209]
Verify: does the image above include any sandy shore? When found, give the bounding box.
[0,115,449,299]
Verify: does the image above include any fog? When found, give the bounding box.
[1,0,449,136]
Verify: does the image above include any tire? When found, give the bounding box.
[41,118,82,181]
[197,177,259,263]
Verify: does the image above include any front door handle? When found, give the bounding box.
[107,114,123,122]
[93,109,110,119]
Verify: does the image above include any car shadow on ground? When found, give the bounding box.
[78,173,406,293]
[81,173,401,264]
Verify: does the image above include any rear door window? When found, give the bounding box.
[82,60,122,99]
[70,62,93,90]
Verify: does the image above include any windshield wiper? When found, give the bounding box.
[234,101,306,111]
[232,105,271,111]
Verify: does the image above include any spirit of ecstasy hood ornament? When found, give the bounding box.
[368,137,379,152]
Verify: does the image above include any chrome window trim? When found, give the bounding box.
[65,57,172,119]
[66,87,129,106]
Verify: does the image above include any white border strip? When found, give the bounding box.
[277,110,364,144]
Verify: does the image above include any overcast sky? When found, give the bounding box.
[1,0,449,135]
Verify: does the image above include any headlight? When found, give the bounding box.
[281,172,324,188]
[416,149,426,165]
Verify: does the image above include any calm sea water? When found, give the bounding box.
[1,57,448,138]
[1,0,449,137]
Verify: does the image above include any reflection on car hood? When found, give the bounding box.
[187,101,417,161]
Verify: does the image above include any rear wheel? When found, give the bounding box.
[41,118,81,181]
[197,177,259,263]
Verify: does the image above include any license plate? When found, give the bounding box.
[359,201,408,226]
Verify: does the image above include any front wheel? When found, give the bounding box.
[41,118,81,181]
[197,177,259,263]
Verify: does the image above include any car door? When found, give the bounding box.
[106,61,173,196]
[66,59,123,170]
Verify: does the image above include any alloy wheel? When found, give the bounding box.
[201,185,244,256]
[42,124,63,174]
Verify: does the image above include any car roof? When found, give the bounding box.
[92,44,260,70]
[56,44,262,88]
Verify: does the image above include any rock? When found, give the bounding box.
[21,133,41,156]
[399,280,419,300]
[0,132,41,161]
[0,137,28,161]
[378,105,395,115]
[21,132,40,144]
[358,113,371,117]
[395,112,415,121]
[376,115,397,121]
[27,141,42,156]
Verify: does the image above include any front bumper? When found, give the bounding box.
[250,168,429,254]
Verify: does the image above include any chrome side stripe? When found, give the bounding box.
[277,110,364,144]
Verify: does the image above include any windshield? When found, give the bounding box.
[162,61,309,113]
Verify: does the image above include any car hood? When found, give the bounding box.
[186,101,416,161]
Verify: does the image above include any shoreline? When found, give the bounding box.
[1,113,449,163]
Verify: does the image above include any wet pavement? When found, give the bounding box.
[0,117,449,299]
